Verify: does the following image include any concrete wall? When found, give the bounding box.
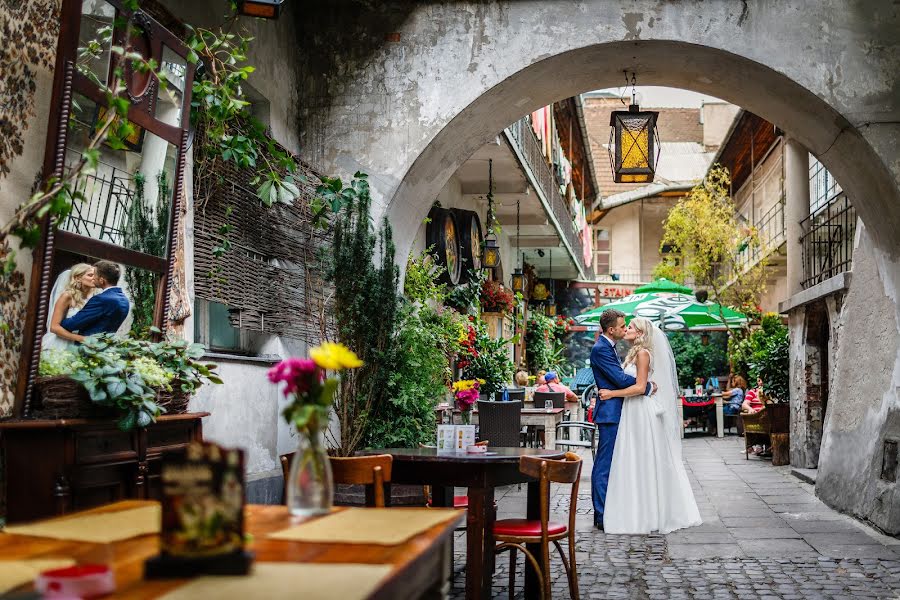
[816,224,900,535]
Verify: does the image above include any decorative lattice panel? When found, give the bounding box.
[193,150,334,344]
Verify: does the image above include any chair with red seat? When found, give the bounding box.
[493,451,582,600]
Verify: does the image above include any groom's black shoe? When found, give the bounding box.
[594,519,604,531]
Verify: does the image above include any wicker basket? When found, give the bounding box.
[156,383,191,414]
[34,376,93,418]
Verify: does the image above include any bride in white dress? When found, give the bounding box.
[41,263,97,351]
[599,317,702,534]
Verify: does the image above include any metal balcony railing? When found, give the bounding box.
[504,117,589,278]
[800,193,856,289]
[735,199,786,272]
[60,157,134,246]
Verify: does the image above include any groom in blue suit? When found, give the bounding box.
[590,308,654,530]
[60,260,130,339]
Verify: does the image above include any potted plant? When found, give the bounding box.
[480,279,515,315]
[269,341,362,517]
[36,348,89,418]
[144,337,223,413]
[70,335,161,430]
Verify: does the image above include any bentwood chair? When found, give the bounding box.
[329,454,393,507]
[493,452,583,600]
[477,400,523,447]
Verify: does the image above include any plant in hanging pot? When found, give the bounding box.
[269,341,363,517]
[479,279,515,314]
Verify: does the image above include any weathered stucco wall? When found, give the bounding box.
[292,0,900,264]
[817,225,900,535]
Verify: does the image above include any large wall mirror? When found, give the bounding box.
[16,0,194,417]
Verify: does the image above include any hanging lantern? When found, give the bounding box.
[546,304,557,317]
[701,333,710,346]
[237,0,284,18]
[482,235,501,270]
[608,73,660,183]
[511,268,525,293]
[481,158,501,271]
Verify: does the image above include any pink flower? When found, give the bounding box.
[268,358,319,397]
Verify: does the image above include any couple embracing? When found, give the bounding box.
[590,308,701,534]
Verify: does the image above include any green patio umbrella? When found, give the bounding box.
[633,278,694,295]
[575,291,748,331]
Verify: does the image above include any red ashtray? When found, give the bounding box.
[36,564,115,598]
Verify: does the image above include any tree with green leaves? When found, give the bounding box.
[324,173,401,456]
[654,165,770,343]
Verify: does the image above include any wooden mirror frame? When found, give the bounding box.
[14,0,195,418]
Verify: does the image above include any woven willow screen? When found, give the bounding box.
[193,154,333,343]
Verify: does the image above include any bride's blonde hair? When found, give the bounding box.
[65,263,94,308]
[624,317,654,367]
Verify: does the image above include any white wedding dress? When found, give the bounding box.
[41,305,81,351]
[603,346,702,534]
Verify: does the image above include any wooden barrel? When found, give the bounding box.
[426,206,461,285]
[449,208,483,283]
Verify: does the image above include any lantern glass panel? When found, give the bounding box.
[619,117,650,170]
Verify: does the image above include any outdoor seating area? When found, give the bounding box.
[3,1,899,598]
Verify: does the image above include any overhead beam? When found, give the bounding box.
[496,213,549,226]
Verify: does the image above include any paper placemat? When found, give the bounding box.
[3,505,160,543]
[159,562,392,600]
[0,558,76,594]
[268,507,459,545]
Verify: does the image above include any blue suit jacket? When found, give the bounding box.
[590,335,652,424]
[60,287,130,337]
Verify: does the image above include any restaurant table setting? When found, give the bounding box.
[0,441,462,599]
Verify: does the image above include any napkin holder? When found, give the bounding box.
[145,442,253,578]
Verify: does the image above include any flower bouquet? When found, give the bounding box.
[268,342,363,516]
[452,378,483,425]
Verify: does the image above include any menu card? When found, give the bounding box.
[436,425,476,452]
[145,442,252,577]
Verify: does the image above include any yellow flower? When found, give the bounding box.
[310,342,363,371]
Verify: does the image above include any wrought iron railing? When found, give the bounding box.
[505,117,589,278]
[61,159,134,245]
[735,199,786,271]
[800,192,855,289]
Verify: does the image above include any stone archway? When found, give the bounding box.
[294,1,899,264]
[294,0,900,534]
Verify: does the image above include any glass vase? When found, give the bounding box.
[461,409,471,425]
[286,426,333,518]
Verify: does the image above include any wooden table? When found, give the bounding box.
[0,500,463,599]
[358,447,565,600]
[522,399,582,421]
[678,394,724,438]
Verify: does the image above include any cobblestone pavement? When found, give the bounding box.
[449,436,900,599]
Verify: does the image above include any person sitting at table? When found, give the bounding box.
[708,375,746,434]
[536,370,547,386]
[534,371,577,401]
[514,369,529,387]
[742,377,765,413]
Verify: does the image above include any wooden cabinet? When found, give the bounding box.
[0,413,208,523]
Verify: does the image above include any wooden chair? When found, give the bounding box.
[477,400,523,447]
[493,452,583,600]
[330,454,393,507]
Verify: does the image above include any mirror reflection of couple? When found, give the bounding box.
[41,260,133,351]
[590,309,702,534]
